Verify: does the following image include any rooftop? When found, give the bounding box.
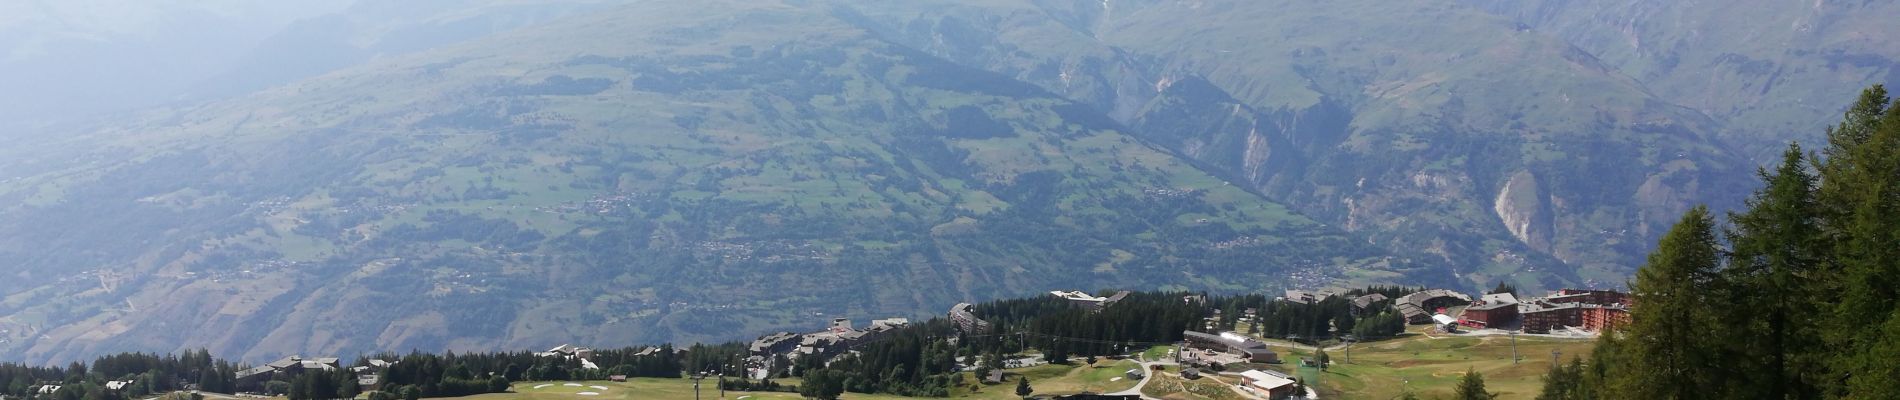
[1351,293,1388,308]
[1240,370,1296,390]
[1051,290,1108,302]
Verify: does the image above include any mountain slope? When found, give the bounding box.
[1455,0,1900,158]
[838,0,1755,289]
[0,0,1399,364]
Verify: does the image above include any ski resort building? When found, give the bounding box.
[1050,290,1132,312]
[948,303,992,334]
[1459,292,1520,328]
[234,356,340,387]
[1519,289,1631,333]
[1182,331,1280,363]
[1394,289,1472,324]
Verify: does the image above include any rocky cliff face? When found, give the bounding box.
[1494,171,1553,253]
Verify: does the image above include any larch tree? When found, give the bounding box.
[1723,144,1826,398]
[1823,87,1900,398]
[1616,206,1727,399]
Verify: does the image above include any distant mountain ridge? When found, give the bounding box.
[1456,0,1900,158]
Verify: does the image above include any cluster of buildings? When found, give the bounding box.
[1458,289,1632,333]
[1273,285,1630,335]
[747,317,912,363]
[537,344,600,369]
[229,356,402,393]
[234,356,341,386]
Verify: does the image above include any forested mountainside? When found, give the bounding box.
[0,0,1892,365]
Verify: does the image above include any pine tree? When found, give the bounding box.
[1014,377,1033,398]
[1616,206,1726,399]
[1455,368,1497,400]
[1536,357,1588,400]
[1489,281,1517,296]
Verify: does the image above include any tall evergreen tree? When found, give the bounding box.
[1535,357,1585,400]
[1818,84,1889,173]
[1455,368,1497,400]
[1570,85,1900,399]
[1824,87,1900,398]
[1616,207,1727,399]
[1724,144,1826,399]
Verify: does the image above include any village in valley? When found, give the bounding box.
[4,286,1621,400]
[509,287,1621,399]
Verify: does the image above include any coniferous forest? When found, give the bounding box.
[1538,85,1900,399]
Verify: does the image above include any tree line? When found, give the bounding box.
[1,351,238,400]
[1538,84,1900,399]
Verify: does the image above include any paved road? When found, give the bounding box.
[1104,360,1165,399]
[1105,350,1180,399]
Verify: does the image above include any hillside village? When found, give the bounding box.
[1,286,1622,400]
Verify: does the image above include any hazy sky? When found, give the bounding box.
[0,0,635,132]
[0,1,355,125]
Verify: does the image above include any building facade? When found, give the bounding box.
[948,303,992,334]
[1182,331,1280,363]
[1519,289,1631,334]
[1460,293,1520,328]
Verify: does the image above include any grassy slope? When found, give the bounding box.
[1273,326,1597,400]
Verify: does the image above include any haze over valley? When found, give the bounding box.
[0,0,1894,371]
